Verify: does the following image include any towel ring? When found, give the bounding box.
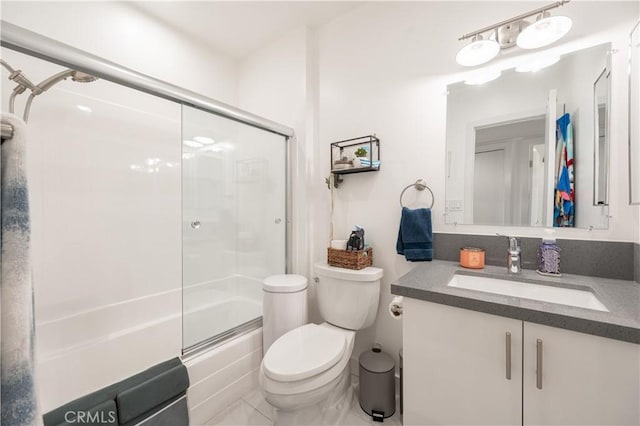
[400,179,434,208]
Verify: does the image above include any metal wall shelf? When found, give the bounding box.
[329,135,380,187]
[326,134,380,188]
[332,166,379,175]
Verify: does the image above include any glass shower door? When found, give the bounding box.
[182,105,286,351]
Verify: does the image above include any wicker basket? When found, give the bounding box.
[327,247,373,270]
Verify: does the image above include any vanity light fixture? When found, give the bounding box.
[517,13,572,50]
[456,0,572,67]
[456,35,500,67]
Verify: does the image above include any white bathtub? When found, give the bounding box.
[35,274,263,413]
[183,296,262,349]
[182,274,263,349]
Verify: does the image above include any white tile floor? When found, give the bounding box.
[205,375,402,426]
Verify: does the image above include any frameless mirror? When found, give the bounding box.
[593,67,610,206]
[630,22,640,205]
[445,43,611,229]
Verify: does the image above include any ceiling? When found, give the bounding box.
[130,1,361,59]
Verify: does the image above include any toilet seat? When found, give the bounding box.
[263,323,346,382]
[260,323,355,396]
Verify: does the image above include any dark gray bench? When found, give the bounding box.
[43,357,189,426]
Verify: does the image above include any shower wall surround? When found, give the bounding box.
[0,48,182,411]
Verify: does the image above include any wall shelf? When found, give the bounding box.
[332,166,379,175]
[328,135,380,188]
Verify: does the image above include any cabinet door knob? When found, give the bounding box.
[505,332,512,380]
[536,338,543,390]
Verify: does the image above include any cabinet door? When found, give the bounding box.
[523,322,640,425]
[403,299,522,425]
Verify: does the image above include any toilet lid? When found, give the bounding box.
[263,324,347,382]
[263,274,307,293]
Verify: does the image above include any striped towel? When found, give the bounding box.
[1,113,41,425]
[358,159,380,168]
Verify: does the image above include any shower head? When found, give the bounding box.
[35,69,98,93]
[71,71,98,83]
[22,69,99,123]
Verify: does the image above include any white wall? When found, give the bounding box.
[0,1,239,104]
[314,1,640,367]
[237,26,319,315]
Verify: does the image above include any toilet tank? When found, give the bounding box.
[314,262,383,330]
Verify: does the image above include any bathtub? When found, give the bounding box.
[36,274,263,413]
[183,296,262,349]
[183,274,263,349]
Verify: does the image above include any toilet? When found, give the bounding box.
[259,262,383,425]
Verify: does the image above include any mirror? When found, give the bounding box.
[630,22,640,205]
[594,67,610,206]
[445,43,611,229]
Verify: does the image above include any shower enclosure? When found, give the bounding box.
[182,106,287,351]
[0,21,293,409]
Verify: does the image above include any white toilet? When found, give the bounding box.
[259,262,383,425]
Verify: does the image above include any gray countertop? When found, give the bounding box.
[391,260,640,344]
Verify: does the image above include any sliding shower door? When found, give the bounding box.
[182,105,287,351]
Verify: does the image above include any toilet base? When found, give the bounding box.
[270,367,353,425]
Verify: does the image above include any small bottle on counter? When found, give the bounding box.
[537,237,561,277]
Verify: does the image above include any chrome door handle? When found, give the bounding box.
[191,220,201,229]
[506,332,512,380]
[536,339,543,390]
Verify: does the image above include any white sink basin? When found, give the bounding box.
[447,274,608,312]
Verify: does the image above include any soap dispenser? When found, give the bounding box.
[537,233,561,277]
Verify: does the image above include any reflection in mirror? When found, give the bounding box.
[630,22,640,205]
[445,43,611,229]
[593,68,610,206]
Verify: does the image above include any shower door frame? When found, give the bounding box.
[1,21,294,355]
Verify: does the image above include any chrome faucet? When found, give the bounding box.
[498,234,522,274]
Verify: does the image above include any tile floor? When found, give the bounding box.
[206,375,402,426]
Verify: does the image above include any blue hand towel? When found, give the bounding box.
[396,207,433,261]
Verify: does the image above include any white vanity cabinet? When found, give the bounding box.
[403,297,640,426]
[403,298,523,425]
[523,322,640,426]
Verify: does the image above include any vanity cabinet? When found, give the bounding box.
[403,298,522,425]
[523,322,639,426]
[403,298,640,426]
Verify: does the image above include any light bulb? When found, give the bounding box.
[516,15,572,50]
[456,36,500,67]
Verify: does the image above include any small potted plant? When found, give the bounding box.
[353,147,368,167]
